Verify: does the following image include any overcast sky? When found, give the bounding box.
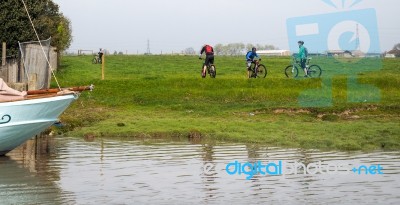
[53,0,399,54]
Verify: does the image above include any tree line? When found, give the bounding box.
[388,43,400,57]
[184,43,279,55]
[0,0,72,60]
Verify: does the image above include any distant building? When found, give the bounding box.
[257,50,291,56]
[387,49,400,58]
[385,53,396,58]
[326,50,365,57]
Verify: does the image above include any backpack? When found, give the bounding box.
[205,45,213,53]
[246,51,252,59]
[246,51,256,60]
[304,47,308,58]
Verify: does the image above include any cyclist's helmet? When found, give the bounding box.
[252,47,257,52]
[298,41,304,45]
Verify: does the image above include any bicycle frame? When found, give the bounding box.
[285,56,321,78]
[291,57,311,70]
[253,60,260,67]
[249,59,260,72]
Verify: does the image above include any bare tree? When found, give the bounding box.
[214,44,224,55]
[247,43,278,51]
[393,43,400,50]
[211,42,279,55]
[390,43,400,57]
[246,43,254,52]
[184,47,196,55]
[226,43,245,56]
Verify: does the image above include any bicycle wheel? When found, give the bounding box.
[209,65,216,78]
[249,63,256,78]
[92,58,97,64]
[307,65,322,78]
[256,64,267,78]
[201,65,206,78]
[285,65,298,78]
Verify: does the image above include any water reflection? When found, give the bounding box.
[1,136,399,204]
[0,136,74,204]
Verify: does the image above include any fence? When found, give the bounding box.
[0,40,57,90]
[0,57,19,83]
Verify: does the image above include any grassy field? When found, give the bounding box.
[53,55,400,151]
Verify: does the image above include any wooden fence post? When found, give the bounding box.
[28,74,37,91]
[2,42,5,66]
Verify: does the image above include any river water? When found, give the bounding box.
[0,136,399,205]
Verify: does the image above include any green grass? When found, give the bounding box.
[53,55,400,151]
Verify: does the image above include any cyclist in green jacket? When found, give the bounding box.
[297,41,308,77]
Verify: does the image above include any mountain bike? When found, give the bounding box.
[249,59,267,78]
[92,54,102,64]
[199,58,216,78]
[284,57,322,78]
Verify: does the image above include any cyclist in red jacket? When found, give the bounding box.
[199,44,214,78]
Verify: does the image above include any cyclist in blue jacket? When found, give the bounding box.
[246,47,261,78]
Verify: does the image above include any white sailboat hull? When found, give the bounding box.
[0,94,77,155]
